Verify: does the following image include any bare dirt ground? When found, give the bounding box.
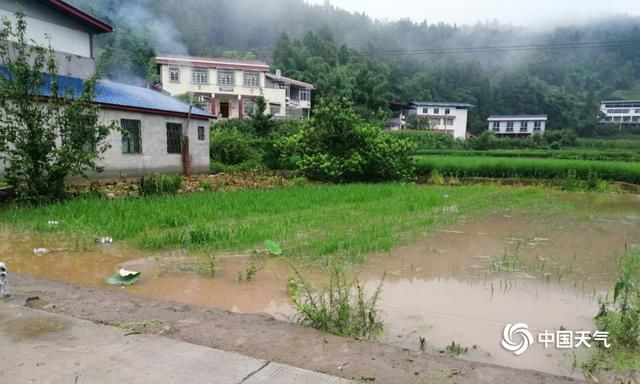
[5,274,580,384]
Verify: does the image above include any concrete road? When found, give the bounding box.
[0,303,352,384]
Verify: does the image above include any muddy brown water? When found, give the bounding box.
[1,193,639,378]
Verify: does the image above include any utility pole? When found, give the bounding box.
[182,93,193,177]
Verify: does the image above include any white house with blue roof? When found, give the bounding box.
[0,0,214,179]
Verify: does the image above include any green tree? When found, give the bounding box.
[249,96,275,136]
[0,12,112,202]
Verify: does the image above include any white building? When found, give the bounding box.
[488,115,547,137]
[599,100,640,125]
[406,102,473,139]
[156,55,313,120]
[0,0,213,179]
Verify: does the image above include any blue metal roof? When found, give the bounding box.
[4,67,213,119]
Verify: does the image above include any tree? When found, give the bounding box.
[249,96,275,136]
[0,12,112,202]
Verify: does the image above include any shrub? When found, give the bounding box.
[288,266,385,339]
[138,174,183,196]
[293,97,415,182]
[210,128,261,165]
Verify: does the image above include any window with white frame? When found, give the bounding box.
[169,67,180,82]
[534,121,542,130]
[422,107,429,114]
[520,121,529,132]
[217,69,235,86]
[492,121,500,131]
[433,108,439,114]
[300,88,311,102]
[506,121,514,132]
[243,99,255,116]
[244,71,259,87]
[444,108,450,115]
[191,68,208,84]
[270,103,282,115]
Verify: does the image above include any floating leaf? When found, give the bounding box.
[106,269,141,286]
[264,240,283,256]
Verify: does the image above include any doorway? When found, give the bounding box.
[219,101,230,118]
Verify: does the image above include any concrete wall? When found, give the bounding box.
[0,0,97,78]
[0,108,211,180]
[99,109,210,178]
[415,106,469,139]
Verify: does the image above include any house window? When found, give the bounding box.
[166,123,182,154]
[191,68,208,84]
[243,71,260,87]
[445,118,454,126]
[121,119,142,154]
[534,121,542,130]
[444,108,450,115]
[506,121,514,132]
[433,108,439,114]
[492,121,500,131]
[520,121,528,132]
[243,99,255,116]
[269,103,281,115]
[197,126,205,141]
[218,69,235,86]
[169,67,180,82]
[300,88,311,102]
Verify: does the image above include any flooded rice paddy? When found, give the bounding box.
[1,193,639,378]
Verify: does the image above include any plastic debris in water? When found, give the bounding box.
[105,268,141,286]
[48,220,59,226]
[33,248,50,256]
[95,237,113,244]
[0,262,7,297]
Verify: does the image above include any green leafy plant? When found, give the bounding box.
[288,265,385,339]
[264,240,283,256]
[445,341,469,356]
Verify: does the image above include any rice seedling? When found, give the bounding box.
[0,184,562,263]
[414,156,640,184]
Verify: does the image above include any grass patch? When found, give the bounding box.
[413,149,640,162]
[0,184,570,263]
[415,156,640,184]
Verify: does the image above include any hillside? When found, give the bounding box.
[68,0,640,135]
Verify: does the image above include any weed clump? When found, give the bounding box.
[138,174,183,196]
[287,266,385,339]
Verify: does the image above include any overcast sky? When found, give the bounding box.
[305,0,640,26]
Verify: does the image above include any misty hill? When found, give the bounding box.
[67,0,640,134]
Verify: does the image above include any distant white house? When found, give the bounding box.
[488,115,547,137]
[599,100,640,125]
[404,101,473,139]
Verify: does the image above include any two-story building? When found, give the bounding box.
[156,55,313,120]
[406,101,473,139]
[488,115,547,137]
[0,0,213,179]
[600,100,640,125]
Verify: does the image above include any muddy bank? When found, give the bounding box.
[6,274,578,384]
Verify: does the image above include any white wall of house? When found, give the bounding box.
[159,64,288,118]
[414,106,469,139]
[488,117,546,135]
[0,9,91,57]
[600,101,640,124]
[99,109,210,178]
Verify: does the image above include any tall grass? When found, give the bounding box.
[414,156,640,184]
[0,184,558,263]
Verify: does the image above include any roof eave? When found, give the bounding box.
[44,0,113,34]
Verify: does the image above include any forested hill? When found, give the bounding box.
[68,0,640,135]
